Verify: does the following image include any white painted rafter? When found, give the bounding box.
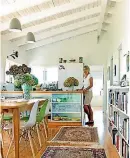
[26,24,98,51]
[97,0,108,37]
[0,0,99,32]
[4,6,101,41]
[17,16,99,47]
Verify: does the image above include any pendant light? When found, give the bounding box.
[27,32,36,43]
[9,18,22,32]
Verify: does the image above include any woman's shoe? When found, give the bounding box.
[85,121,94,125]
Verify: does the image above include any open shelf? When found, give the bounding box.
[108,87,130,158]
[52,112,81,113]
[51,93,83,123]
[51,102,81,104]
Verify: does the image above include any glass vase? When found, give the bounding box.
[22,83,32,100]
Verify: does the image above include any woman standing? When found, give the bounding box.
[83,65,94,125]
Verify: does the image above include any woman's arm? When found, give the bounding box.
[83,77,93,92]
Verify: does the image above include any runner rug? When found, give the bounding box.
[41,146,107,158]
[49,126,99,145]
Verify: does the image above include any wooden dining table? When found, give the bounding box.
[0,99,46,158]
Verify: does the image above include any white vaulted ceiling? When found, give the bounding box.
[0,0,117,50]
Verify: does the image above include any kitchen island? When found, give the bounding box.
[1,91,84,125]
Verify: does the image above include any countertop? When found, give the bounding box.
[1,90,83,94]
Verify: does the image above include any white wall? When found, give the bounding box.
[0,37,28,83]
[27,31,109,67]
[106,0,130,70]
[105,0,130,112]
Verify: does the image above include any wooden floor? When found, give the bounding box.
[2,107,120,158]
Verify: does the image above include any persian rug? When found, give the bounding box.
[50,126,99,145]
[41,146,107,158]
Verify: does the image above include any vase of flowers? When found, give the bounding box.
[14,73,38,100]
[64,77,79,91]
[22,83,32,100]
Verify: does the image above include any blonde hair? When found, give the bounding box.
[84,65,90,73]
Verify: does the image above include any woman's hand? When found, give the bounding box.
[83,89,88,93]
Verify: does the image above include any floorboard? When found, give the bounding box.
[2,107,120,158]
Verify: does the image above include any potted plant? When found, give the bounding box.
[14,73,38,100]
[64,77,79,91]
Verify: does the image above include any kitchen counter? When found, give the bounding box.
[1,90,83,94]
[1,90,84,124]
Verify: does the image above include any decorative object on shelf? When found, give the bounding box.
[7,50,18,59]
[59,58,63,63]
[64,77,79,91]
[69,59,76,63]
[35,84,41,91]
[120,74,129,87]
[59,65,65,70]
[26,32,35,43]
[79,57,83,63]
[63,60,67,63]
[9,18,22,32]
[124,52,129,72]
[6,64,31,78]
[126,53,129,72]
[53,114,61,121]
[114,65,116,76]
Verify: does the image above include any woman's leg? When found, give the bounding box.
[85,91,94,124]
[88,105,93,122]
[84,105,90,121]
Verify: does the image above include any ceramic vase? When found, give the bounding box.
[22,83,32,100]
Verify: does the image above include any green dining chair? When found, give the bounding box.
[3,115,12,121]
[2,115,12,130]
[21,100,48,147]
[36,100,48,147]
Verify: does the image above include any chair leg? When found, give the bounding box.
[44,118,48,134]
[42,120,47,139]
[36,124,42,148]
[28,131,35,158]
[39,124,45,141]
[1,143,4,158]
[6,136,14,158]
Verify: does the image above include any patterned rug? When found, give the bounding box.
[41,146,107,158]
[50,126,99,145]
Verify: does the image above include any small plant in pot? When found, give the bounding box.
[64,77,79,91]
[14,73,38,100]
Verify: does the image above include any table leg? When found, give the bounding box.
[13,108,20,158]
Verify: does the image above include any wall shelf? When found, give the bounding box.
[108,87,130,158]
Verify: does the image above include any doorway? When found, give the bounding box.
[90,66,103,107]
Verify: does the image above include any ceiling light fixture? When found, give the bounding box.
[27,32,36,43]
[9,18,22,32]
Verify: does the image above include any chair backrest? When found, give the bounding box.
[36,100,48,123]
[24,100,39,128]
